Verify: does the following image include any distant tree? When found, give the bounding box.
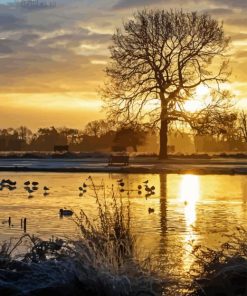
[83,120,115,137]
[114,126,147,152]
[58,127,80,145]
[16,126,33,144]
[190,111,238,140]
[31,127,66,151]
[0,128,23,151]
[102,9,231,159]
[239,110,247,142]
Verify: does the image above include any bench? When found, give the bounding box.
[54,145,69,152]
[108,155,129,166]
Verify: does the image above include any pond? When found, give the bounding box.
[0,172,247,275]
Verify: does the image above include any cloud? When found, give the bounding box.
[0,1,114,93]
[226,17,247,27]
[112,0,163,10]
[235,50,247,59]
[211,0,247,8]
[202,8,234,15]
[0,0,246,128]
[113,0,247,10]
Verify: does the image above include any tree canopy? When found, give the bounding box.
[102,9,232,158]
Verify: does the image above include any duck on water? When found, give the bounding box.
[59,209,74,216]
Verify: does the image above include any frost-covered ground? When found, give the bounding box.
[0,258,141,296]
[0,157,247,174]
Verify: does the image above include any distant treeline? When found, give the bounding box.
[0,115,246,153]
[0,121,158,153]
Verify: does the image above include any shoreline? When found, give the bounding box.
[0,157,247,174]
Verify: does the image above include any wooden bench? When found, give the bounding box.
[54,145,69,153]
[108,155,129,166]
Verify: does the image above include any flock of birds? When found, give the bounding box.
[0,179,50,197]
[116,179,156,213]
[0,178,156,217]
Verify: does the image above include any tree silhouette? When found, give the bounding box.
[114,126,147,152]
[102,9,231,159]
[239,111,247,142]
[83,120,115,138]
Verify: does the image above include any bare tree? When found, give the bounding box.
[83,120,115,138]
[239,110,247,142]
[16,126,33,144]
[102,9,231,159]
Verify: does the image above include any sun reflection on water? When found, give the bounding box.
[179,174,200,271]
[180,175,200,226]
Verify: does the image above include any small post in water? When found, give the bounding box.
[23,218,27,232]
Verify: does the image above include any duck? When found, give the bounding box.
[148,207,155,214]
[44,186,49,191]
[59,209,74,216]
[143,180,149,184]
[145,186,151,192]
[26,187,34,197]
[8,186,16,191]
[24,181,30,186]
[6,180,16,186]
[26,187,33,194]
[32,181,39,186]
[138,185,142,190]
[1,179,16,186]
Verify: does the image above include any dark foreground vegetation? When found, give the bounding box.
[189,227,247,296]
[0,178,166,296]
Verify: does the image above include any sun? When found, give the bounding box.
[184,85,210,112]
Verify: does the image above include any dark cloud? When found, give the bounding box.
[113,0,247,10]
[0,0,245,101]
[0,14,27,30]
[112,0,164,10]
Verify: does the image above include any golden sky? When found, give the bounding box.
[0,0,247,129]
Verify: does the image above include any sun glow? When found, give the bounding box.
[184,85,210,112]
[180,175,200,226]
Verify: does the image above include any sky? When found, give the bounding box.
[0,0,247,130]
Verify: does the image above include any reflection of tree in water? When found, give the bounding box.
[159,174,168,268]
[160,174,167,235]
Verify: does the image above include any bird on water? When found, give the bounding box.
[59,209,74,216]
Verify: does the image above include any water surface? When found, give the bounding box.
[0,172,246,274]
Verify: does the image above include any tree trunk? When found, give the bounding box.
[159,119,168,159]
[159,96,168,159]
